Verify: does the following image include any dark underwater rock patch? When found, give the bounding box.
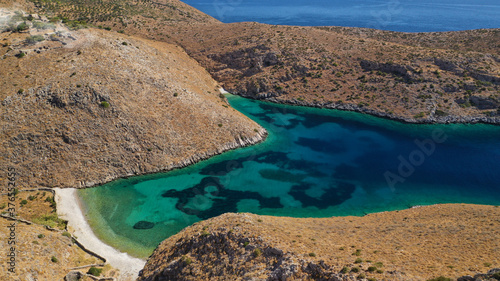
[289,181,356,209]
[162,176,283,220]
[133,221,155,229]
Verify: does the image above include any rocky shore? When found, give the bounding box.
[264,97,500,125]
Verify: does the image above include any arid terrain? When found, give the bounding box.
[0,0,499,280]
[0,190,115,280]
[20,0,500,124]
[0,14,265,189]
[139,204,500,281]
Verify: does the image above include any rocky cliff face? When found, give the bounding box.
[0,21,265,189]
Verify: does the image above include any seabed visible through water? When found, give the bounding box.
[79,94,500,258]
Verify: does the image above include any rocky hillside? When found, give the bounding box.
[0,16,265,189]
[165,23,500,124]
[15,0,500,124]
[139,204,500,281]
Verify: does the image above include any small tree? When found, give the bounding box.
[87,267,102,276]
[16,22,29,32]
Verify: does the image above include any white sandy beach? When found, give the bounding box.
[55,188,146,280]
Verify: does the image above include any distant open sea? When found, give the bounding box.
[182,0,500,32]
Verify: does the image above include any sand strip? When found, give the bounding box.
[55,188,146,280]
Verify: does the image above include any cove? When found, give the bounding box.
[78,94,500,258]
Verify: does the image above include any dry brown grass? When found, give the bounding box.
[141,204,500,281]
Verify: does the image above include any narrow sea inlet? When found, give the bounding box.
[79,94,500,258]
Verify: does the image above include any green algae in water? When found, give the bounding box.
[79,94,500,258]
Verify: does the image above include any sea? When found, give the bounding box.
[78,1,500,258]
[79,95,500,258]
[183,0,500,32]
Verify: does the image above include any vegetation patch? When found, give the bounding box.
[32,214,68,229]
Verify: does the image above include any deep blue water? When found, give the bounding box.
[182,0,500,32]
[79,95,500,257]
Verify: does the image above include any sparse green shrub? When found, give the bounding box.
[435,109,448,117]
[484,262,492,267]
[32,214,67,229]
[20,200,28,206]
[253,248,262,257]
[351,267,360,273]
[51,256,58,263]
[368,266,377,272]
[26,35,45,44]
[357,273,366,279]
[49,17,60,23]
[18,89,24,94]
[37,234,45,239]
[16,22,29,32]
[122,42,128,45]
[243,241,249,247]
[181,255,192,266]
[0,203,6,209]
[414,112,425,118]
[340,267,349,274]
[45,196,56,208]
[32,240,39,244]
[87,267,102,276]
[427,277,451,281]
[33,21,55,30]
[373,262,384,268]
[354,258,363,263]
[309,253,316,257]
[62,231,71,238]
[28,195,36,201]
[100,101,110,108]
[15,52,25,58]
[352,249,362,256]
[173,92,178,97]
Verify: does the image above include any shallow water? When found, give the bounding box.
[183,0,500,32]
[79,95,500,258]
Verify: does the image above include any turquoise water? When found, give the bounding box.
[183,0,500,32]
[79,95,500,257]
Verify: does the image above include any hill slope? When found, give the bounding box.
[18,0,500,124]
[0,20,265,189]
[139,204,500,281]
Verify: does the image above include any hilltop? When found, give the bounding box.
[139,204,500,281]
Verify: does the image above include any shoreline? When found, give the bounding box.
[73,127,268,189]
[55,188,146,280]
[258,96,500,126]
